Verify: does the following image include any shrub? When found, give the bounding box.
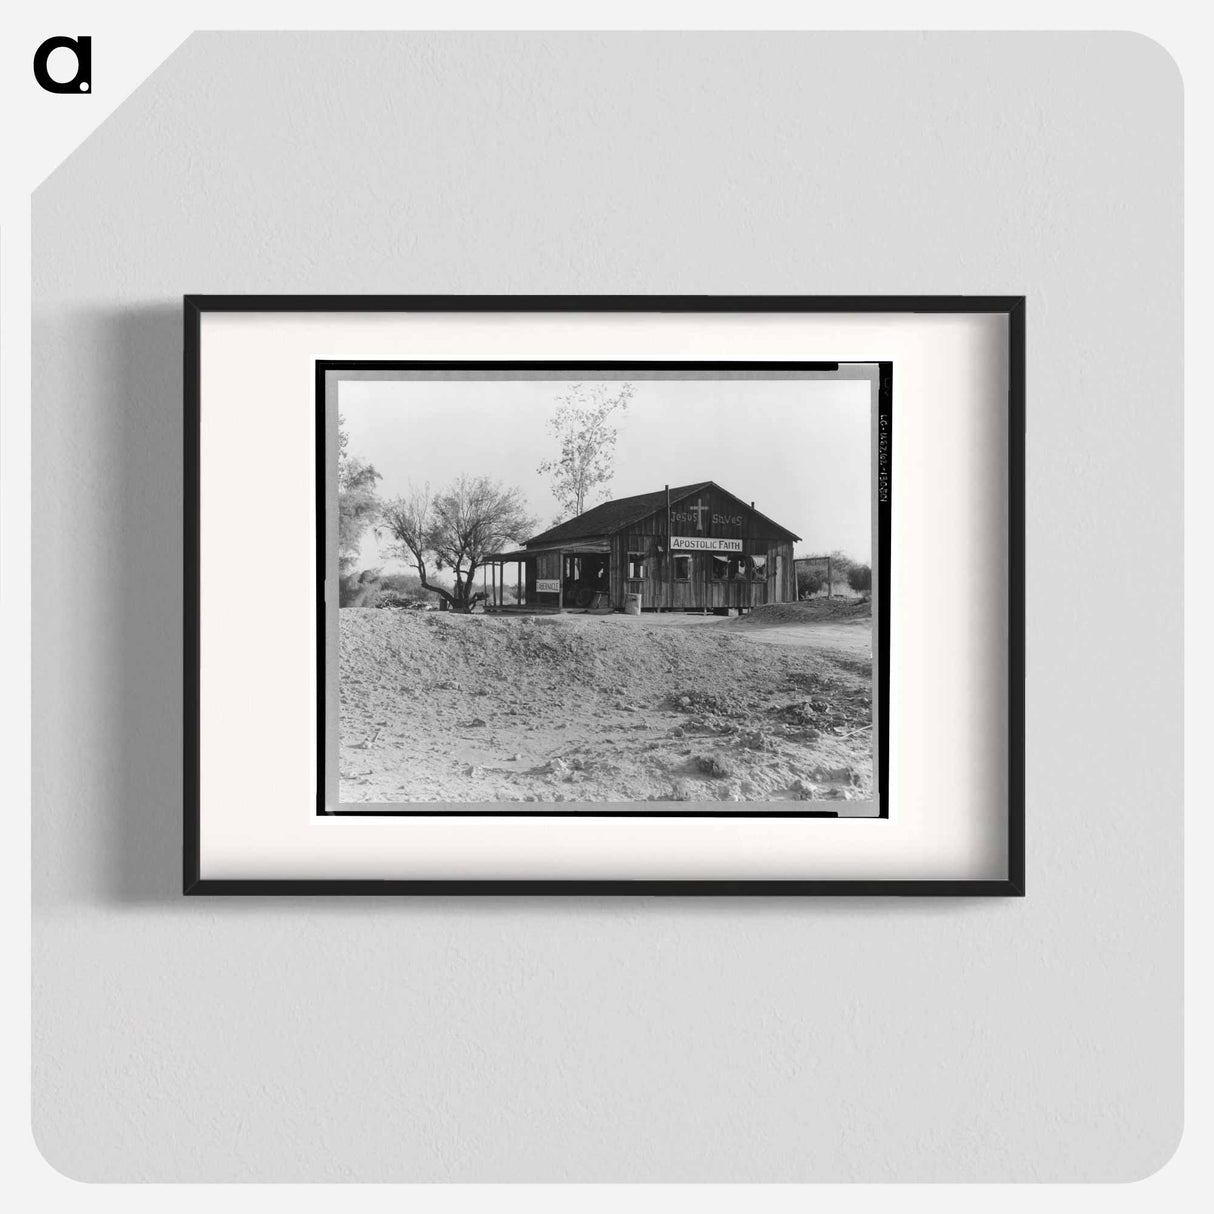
[370,590,414,609]
[797,566,826,598]
[796,552,873,597]
[695,753,736,778]
[339,568,381,607]
[847,563,872,593]
[339,568,439,608]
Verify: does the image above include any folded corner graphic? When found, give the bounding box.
[3,18,190,203]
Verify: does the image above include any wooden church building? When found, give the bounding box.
[484,481,799,613]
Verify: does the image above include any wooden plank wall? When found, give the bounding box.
[614,493,797,611]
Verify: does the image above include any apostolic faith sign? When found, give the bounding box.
[671,536,744,552]
[535,579,561,593]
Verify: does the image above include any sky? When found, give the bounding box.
[340,374,873,576]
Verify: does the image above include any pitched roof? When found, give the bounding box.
[525,481,800,546]
[526,483,711,546]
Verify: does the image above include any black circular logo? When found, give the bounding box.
[33,35,91,94]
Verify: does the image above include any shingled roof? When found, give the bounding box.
[526,481,800,546]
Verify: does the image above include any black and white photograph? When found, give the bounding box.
[323,364,889,816]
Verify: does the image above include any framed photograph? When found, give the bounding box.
[185,296,1023,894]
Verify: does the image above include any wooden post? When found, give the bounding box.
[748,504,755,617]
[827,554,833,599]
[666,484,672,612]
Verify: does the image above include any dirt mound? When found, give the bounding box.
[733,598,871,626]
[339,608,875,809]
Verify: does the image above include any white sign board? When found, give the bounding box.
[535,579,561,594]
[671,536,744,552]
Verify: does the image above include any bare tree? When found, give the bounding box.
[382,476,536,613]
[537,382,634,520]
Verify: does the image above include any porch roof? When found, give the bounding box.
[485,539,610,561]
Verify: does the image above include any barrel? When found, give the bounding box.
[624,592,642,615]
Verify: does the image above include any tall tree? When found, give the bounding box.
[382,476,536,613]
[537,382,634,520]
[337,419,381,576]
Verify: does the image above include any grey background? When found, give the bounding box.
[32,33,1182,1181]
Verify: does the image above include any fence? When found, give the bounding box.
[794,555,842,599]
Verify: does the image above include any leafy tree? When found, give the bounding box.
[537,382,634,520]
[827,549,855,579]
[382,476,536,613]
[337,419,381,576]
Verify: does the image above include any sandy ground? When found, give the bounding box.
[339,599,875,811]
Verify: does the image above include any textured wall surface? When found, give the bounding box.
[31,33,1182,1181]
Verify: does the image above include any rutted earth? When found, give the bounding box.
[339,599,875,811]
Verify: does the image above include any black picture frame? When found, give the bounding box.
[184,295,1025,896]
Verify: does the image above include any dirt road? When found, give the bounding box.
[339,600,875,811]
